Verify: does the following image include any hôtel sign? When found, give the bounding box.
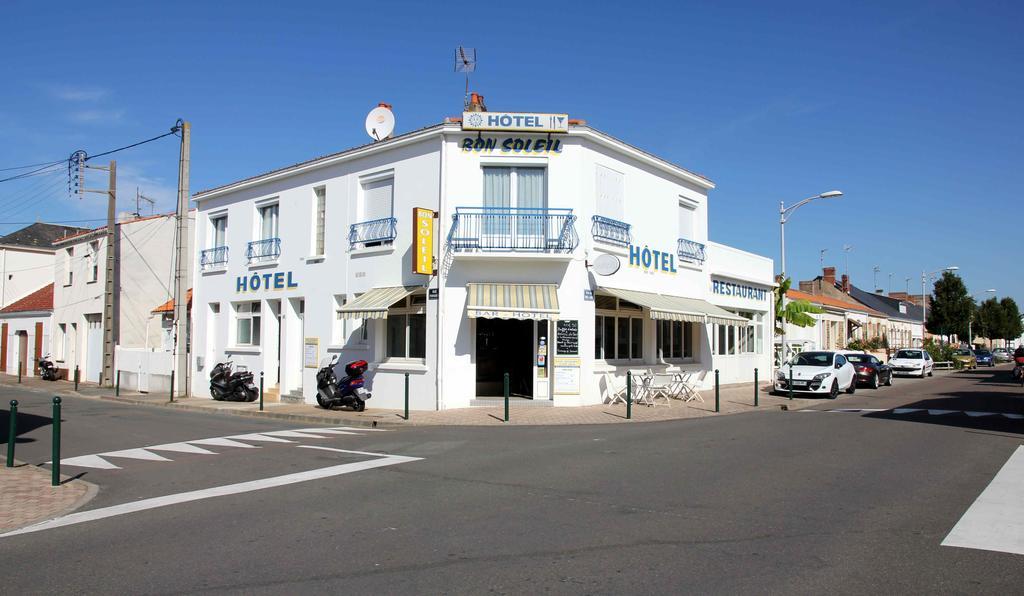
[462,112,569,133]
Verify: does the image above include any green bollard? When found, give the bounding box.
[18,362,22,384]
[404,373,410,420]
[753,368,761,411]
[715,369,720,413]
[503,372,510,422]
[51,396,61,486]
[74,366,79,392]
[788,367,794,400]
[6,400,17,468]
[259,372,264,411]
[116,370,120,397]
[626,372,632,420]
[170,375,175,403]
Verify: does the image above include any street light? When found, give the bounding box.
[921,266,958,345]
[778,190,843,363]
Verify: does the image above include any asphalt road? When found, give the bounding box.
[1,366,1022,594]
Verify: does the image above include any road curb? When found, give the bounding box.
[0,460,99,535]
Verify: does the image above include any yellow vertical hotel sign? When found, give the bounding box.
[413,207,435,275]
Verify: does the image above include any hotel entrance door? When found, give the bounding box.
[475,318,534,398]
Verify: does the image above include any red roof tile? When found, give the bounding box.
[787,289,885,316]
[0,283,54,314]
[152,289,192,314]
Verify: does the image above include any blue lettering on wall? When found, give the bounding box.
[235,271,300,293]
[711,278,767,301]
[628,244,677,275]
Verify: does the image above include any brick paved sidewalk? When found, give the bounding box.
[0,463,96,534]
[0,373,828,426]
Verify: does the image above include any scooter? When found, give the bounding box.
[316,356,371,411]
[38,354,58,381]
[209,361,259,402]
[1013,356,1024,386]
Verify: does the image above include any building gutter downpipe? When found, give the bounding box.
[436,131,447,411]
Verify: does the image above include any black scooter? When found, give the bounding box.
[38,354,58,381]
[209,361,259,402]
[316,356,371,411]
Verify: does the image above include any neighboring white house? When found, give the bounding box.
[51,213,195,385]
[780,288,886,361]
[0,223,88,309]
[190,98,775,410]
[0,283,53,377]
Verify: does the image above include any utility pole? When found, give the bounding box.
[172,121,191,398]
[82,160,117,386]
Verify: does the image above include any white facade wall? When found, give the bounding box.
[52,215,195,383]
[192,123,775,409]
[0,311,50,377]
[0,247,55,309]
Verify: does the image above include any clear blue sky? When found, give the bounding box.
[2,0,1021,306]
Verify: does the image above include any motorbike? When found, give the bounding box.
[316,356,371,411]
[38,354,58,381]
[209,361,259,402]
[1014,355,1024,386]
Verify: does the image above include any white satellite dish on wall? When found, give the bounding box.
[590,253,621,276]
[365,103,395,141]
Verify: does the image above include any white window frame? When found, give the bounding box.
[88,241,99,283]
[657,320,696,363]
[594,297,644,362]
[56,323,67,361]
[313,186,326,257]
[210,213,228,248]
[385,294,427,362]
[234,301,262,347]
[64,247,73,286]
[256,201,279,241]
[358,172,395,223]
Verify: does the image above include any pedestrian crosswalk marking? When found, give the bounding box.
[942,445,1024,556]
[52,427,389,470]
[820,407,1023,419]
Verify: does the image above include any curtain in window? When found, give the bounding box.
[517,168,546,239]
[260,205,279,240]
[483,167,511,236]
[213,217,227,247]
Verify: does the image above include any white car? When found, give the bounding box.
[775,351,857,398]
[889,349,933,378]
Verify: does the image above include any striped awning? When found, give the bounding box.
[466,283,559,320]
[599,287,749,326]
[336,286,420,319]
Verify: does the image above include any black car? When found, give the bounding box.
[845,352,893,389]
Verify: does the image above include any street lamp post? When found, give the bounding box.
[778,190,843,365]
[921,266,958,345]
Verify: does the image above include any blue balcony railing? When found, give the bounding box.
[349,217,397,249]
[591,215,631,247]
[677,237,706,264]
[200,246,229,269]
[246,238,281,262]
[448,207,578,253]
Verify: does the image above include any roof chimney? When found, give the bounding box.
[466,92,487,112]
[823,267,836,286]
[841,274,850,294]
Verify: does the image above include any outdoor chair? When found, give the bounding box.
[681,369,707,403]
[602,372,628,405]
[627,369,653,406]
[647,373,677,406]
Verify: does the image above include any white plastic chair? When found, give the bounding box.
[647,373,677,406]
[681,369,707,403]
[627,369,652,406]
[603,372,628,405]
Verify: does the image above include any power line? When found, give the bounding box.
[84,126,180,162]
[0,159,66,172]
[0,162,66,184]
[0,218,110,225]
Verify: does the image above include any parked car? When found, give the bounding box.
[845,352,894,388]
[993,348,1012,363]
[889,349,934,378]
[953,348,977,369]
[775,351,857,398]
[974,349,995,367]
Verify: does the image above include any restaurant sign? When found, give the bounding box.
[413,207,436,275]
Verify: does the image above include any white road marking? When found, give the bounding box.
[293,428,362,435]
[1,449,422,539]
[148,443,217,455]
[58,455,120,470]
[893,408,924,414]
[101,449,172,462]
[263,430,332,439]
[927,409,957,415]
[942,446,1024,556]
[298,445,398,457]
[226,433,293,443]
[191,437,260,449]
[333,426,388,432]
[964,411,997,418]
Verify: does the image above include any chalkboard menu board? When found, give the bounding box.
[556,320,579,355]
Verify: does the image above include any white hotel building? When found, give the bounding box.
[191,101,775,410]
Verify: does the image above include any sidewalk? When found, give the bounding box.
[0,462,97,534]
[0,373,824,427]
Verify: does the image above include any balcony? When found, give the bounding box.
[200,246,229,270]
[349,217,397,249]
[591,215,631,247]
[677,237,706,264]
[448,207,578,256]
[246,238,281,263]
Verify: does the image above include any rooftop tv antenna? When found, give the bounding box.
[135,187,156,217]
[455,46,477,108]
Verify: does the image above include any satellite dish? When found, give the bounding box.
[365,104,395,141]
[590,253,621,276]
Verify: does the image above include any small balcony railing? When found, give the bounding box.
[349,217,397,249]
[448,207,578,253]
[591,215,631,247]
[677,237,706,264]
[200,246,229,269]
[246,238,281,263]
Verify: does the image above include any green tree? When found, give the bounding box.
[999,297,1023,342]
[775,277,824,334]
[926,271,974,340]
[976,297,1002,340]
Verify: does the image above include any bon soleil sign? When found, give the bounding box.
[236,271,299,292]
